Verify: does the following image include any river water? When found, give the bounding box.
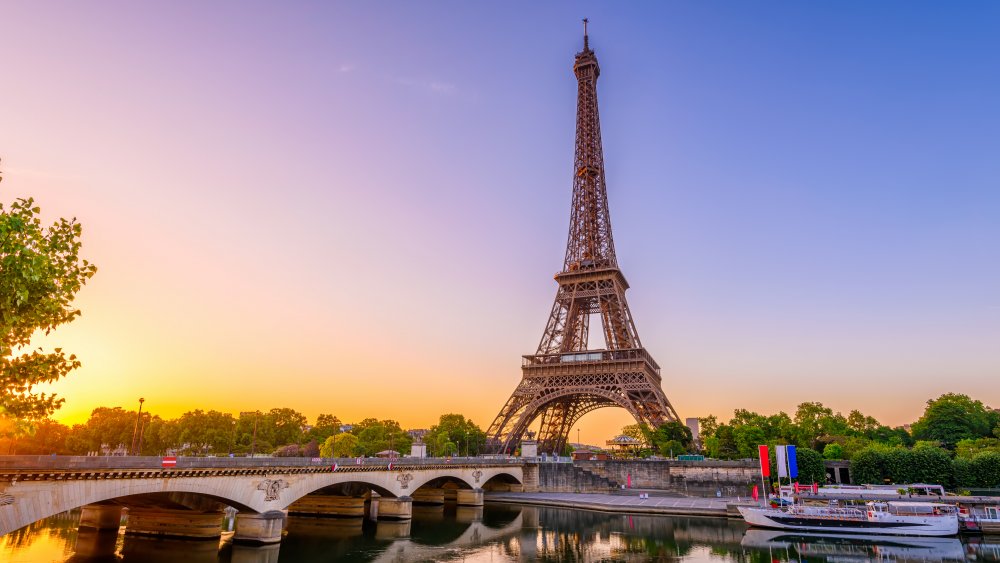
[3,503,999,562]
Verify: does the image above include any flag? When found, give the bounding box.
[787,445,798,479]
[752,485,759,501]
[387,462,394,471]
[758,445,770,477]
[776,445,788,478]
[813,482,819,494]
[331,463,338,472]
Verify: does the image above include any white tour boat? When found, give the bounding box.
[739,500,959,537]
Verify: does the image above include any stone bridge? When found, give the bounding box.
[0,455,530,543]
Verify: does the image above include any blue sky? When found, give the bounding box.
[1,2,997,436]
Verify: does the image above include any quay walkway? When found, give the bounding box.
[487,491,754,518]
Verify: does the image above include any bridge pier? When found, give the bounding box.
[455,488,484,506]
[233,510,287,545]
[287,495,366,517]
[376,496,412,520]
[78,503,122,531]
[124,507,225,539]
[411,488,445,505]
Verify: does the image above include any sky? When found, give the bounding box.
[1,2,998,444]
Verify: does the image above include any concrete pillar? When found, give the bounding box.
[124,507,225,539]
[376,496,412,520]
[79,504,123,531]
[367,492,379,521]
[288,495,366,517]
[411,488,445,505]
[233,510,286,545]
[375,519,411,539]
[522,463,540,492]
[455,488,484,507]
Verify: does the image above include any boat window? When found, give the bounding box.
[988,507,999,519]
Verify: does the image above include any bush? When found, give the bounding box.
[971,451,1000,487]
[796,447,825,484]
[823,443,844,460]
[852,446,891,485]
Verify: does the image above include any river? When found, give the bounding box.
[3,503,998,562]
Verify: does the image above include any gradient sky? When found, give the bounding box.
[2,2,998,443]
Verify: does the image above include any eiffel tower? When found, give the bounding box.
[486,22,680,455]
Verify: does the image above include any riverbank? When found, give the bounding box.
[486,491,755,518]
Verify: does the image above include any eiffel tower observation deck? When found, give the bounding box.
[486,21,680,456]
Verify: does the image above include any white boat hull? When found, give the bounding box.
[739,506,958,537]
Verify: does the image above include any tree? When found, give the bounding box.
[795,447,826,484]
[822,443,844,460]
[175,410,236,454]
[648,421,693,456]
[911,393,997,449]
[306,413,341,444]
[697,416,719,439]
[425,414,486,457]
[320,432,358,457]
[352,419,411,456]
[67,407,140,454]
[1,189,97,419]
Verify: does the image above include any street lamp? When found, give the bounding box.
[130,398,145,455]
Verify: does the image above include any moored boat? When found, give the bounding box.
[738,500,959,537]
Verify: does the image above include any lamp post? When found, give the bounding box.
[130,398,145,455]
[137,412,149,455]
[250,412,259,458]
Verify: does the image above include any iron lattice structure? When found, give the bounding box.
[486,27,679,455]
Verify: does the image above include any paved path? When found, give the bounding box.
[486,491,753,518]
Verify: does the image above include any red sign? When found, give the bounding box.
[758,445,770,477]
[161,456,177,468]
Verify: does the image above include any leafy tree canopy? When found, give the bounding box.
[1,186,97,419]
[911,393,998,449]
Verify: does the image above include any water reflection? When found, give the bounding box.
[5,502,1000,562]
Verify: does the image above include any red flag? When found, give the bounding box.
[752,485,759,501]
[758,445,770,477]
[794,482,800,494]
[330,463,338,472]
[813,482,819,494]
[387,462,393,471]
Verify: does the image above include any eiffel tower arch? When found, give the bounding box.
[486,23,680,455]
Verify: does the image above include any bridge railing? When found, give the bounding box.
[0,455,524,471]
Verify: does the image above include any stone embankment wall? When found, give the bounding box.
[569,460,758,497]
[535,463,620,492]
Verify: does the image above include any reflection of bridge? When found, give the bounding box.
[0,456,527,544]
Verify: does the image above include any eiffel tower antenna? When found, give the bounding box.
[486,26,680,455]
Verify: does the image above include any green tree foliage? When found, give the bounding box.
[306,413,341,444]
[425,414,485,457]
[175,410,236,455]
[850,444,954,486]
[646,421,693,456]
[911,393,998,449]
[320,432,358,457]
[795,447,825,484]
[956,438,1000,460]
[1,194,97,420]
[1,417,70,454]
[65,407,140,454]
[351,418,411,456]
[822,443,844,460]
